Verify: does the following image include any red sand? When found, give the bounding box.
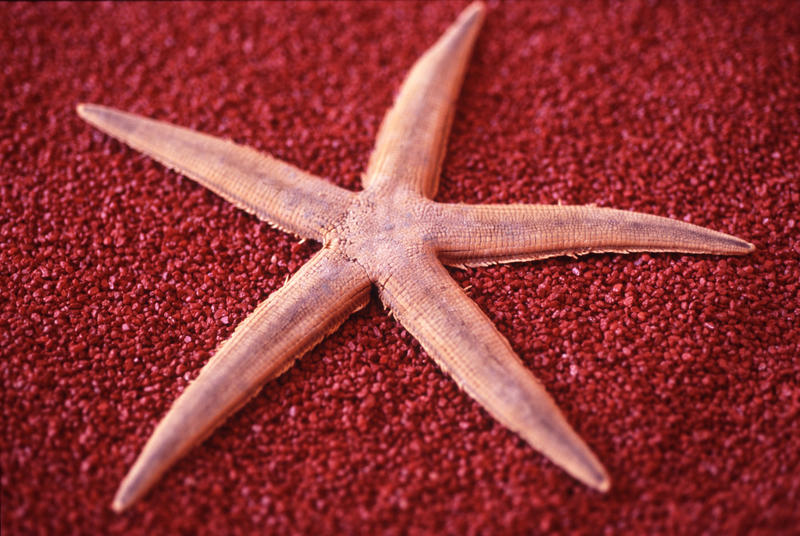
[2,1,799,533]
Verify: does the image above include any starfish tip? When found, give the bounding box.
[111,478,139,513]
[726,236,756,255]
[463,1,487,20]
[76,102,98,121]
[111,497,127,514]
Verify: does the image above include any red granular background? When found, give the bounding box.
[2,1,799,534]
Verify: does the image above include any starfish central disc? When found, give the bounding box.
[328,191,436,281]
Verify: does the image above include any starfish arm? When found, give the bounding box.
[111,248,371,512]
[363,2,486,198]
[377,254,611,491]
[430,204,755,267]
[77,104,355,242]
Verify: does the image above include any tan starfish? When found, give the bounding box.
[77,2,753,512]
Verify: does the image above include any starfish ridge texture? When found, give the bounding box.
[77,2,753,512]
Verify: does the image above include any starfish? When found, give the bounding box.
[77,2,753,513]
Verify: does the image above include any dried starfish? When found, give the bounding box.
[77,2,753,512]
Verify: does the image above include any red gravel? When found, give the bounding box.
[2,1,799,534]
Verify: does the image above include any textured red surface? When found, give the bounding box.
[2,1,799,533]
